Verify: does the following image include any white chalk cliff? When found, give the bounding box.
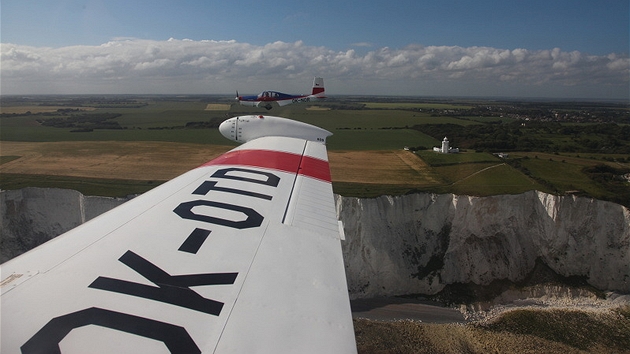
[1,188,132,263]
[336,191,629,298]
[2,188,628,298]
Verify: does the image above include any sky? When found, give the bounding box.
[1,0,629,100]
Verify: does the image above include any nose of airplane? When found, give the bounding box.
[219,117,236,141]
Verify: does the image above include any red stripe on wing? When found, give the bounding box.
[298,154,331,182]
[202,149,331,182]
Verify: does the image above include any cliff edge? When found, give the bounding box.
[2,188,628,298]
[337,191,629,298]
[1,188,133,263]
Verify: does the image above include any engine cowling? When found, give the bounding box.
[219,115,332,144]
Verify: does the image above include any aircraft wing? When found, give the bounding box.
[1,124,357,352]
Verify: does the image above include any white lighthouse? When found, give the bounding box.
[433,137,459,153]
[441,137,449,153]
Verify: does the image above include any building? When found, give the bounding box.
[433,137,459,154]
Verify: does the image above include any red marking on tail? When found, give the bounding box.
[312,87,325,95]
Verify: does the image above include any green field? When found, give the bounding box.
[361,102,474,110]
[1,119,230,145]
[445,163,546,196]
[510,152,629,202]
[1,101,445,149]
[0,173,161,197]
[1,96,628,204]
[415,151,500,166]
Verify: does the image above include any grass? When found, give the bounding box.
[415,150,500,166]
[1,145,622,201]
[205,103,231,110]
[511,152,625,198]
[328,129,437,150]
[112,101,217,128]
[331,155,547,198]
[433,162,503,184]
[306,109,482,130]
[1,97,628,201]
[0,100,492,151]
[354,307,630,353]
[333,182,431,198]
[0,173,162,197]
[0,156,21,165]
[483,308,630,351]
[460,116,512,123]
[0,105,95,114]
[403,151,549,196]
[1,102,450,149]
[0,115,230,144]
[437,163,547,196]
[454,165,542,195]
[361,102,474,110]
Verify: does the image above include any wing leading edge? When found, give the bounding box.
[1,127,356,352]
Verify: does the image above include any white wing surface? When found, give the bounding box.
[1,117,356,353]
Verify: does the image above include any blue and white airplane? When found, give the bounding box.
[236,77,326,110]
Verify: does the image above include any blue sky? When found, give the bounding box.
[2,0,629,99]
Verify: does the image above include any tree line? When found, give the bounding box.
[414,121,630,154]
[36,113,123,132]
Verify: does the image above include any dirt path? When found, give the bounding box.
[452,163,506,185]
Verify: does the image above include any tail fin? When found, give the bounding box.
[311,77,325,96]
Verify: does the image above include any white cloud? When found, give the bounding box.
[351,42,373,48]
[1,39,628,99]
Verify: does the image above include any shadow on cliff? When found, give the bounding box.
[430,257,606,306]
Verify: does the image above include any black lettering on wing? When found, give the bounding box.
[22,307,201,354]
[193,181,272,200]
[211,167,280,187]
[173,200,263,229]
[89,251,237,316]
[178,228,211,254]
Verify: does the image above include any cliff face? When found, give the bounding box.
[336,191,630,298]
[2,188,628,298]
[0,188,132,263]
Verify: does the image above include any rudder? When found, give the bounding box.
[312,77,325,95]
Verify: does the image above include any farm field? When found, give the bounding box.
[0,106,96,114]
[361,102,474,110]
[0,141,232,180]
[0,141,443,197]
[1,95,628,202]
[509,152,629,202]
